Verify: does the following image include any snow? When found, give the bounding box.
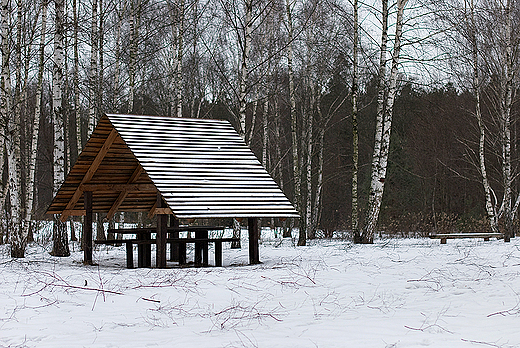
[2,234,520,347]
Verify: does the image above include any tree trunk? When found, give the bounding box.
[286,0,301,240]
[88,0,98,135]
[128,0,139,113]
[8,0,23,257]
[98,0,104,117]
[502,0,514,241]
[362,0,407,243]
[175,0,185,118]
[470,0,497,234]
[0,0,11,227]
[238,0,252,138]
[73,0,81,150]
[114,3,122,111]
[51,0,70,257]
[262,98,268,167]
[27,0,48,246]
[351,0,359,237]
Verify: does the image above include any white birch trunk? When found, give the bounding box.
[285,0,300,239]
[351,0,359,235]
[175,0,185,118]
[304,83,314,241]
[8,0,23,257]
[128,0,136,113]
[27,0,48,242]
[313,101,325,237]
[73,0,81,151]
[502,0,514,241]
[238,0,252,138]
[0,0,10,221]
[114,3,121,111]
[363,0,407,242]
[88,0,98,135]
[232,0,253,248]
[470,0,497,233]
[52,0,70,257]
[262,99,268,168]
[246,93,258,145]
[98,0,104,116]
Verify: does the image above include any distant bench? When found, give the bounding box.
[94,226,239,268]
[429,233,503,244]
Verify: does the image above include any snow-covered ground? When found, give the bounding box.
[2,233,520,348]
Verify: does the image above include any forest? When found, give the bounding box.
[0,0,519,256]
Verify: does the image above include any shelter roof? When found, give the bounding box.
[47,114,299,220]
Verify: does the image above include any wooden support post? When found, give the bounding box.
[440,238,447,244]
[484,237,490,242]
[194,230,204,267]
[215,241,222,267]
[178,241,186,265]
[138,241,145,267]
[170,215,179,262]
[248,217,260,265]
[125,241,134,269]
[203,230,209,266]
[156,194,167,268]
[83,191,93,265]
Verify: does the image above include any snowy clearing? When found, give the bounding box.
[2,236,520,348]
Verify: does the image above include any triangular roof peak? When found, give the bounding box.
[48,114,299,221]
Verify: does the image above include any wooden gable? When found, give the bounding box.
[47,114,299,221]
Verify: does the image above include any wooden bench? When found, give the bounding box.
[95,226,238,268]
[429,233,503,244]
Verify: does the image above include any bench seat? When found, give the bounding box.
[429,233,502,244]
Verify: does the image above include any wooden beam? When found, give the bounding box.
[147,201,157,219]
[63,209,86,216]
[153,208,173,215]
[106,166,144,220]
[61,128,119,222]
[79,183,156,192]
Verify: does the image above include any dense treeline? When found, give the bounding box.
[0,0,519,255]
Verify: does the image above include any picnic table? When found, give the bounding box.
[95,226,239,268]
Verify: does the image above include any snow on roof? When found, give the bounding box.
[47,114,299,220]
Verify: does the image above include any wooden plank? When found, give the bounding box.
[60,128,119,221]
[62,209,86,216]
[79,183,156,192]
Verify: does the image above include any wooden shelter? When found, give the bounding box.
[47,114,299,267]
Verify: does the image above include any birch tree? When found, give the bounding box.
[89,0,98,134]
[351,0,359,236]
[26,0,48,245]
[0,0,10,239]
[285,0,301,240]
[51,0,70,257]
[467,0,498,233]
[7,0,23,257]
[357,0,408,243]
